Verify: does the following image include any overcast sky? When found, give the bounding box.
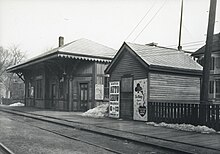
[0,0,219,58]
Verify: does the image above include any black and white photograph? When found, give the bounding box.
[0,0,220,153]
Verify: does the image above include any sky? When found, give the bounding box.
[0,0,219,59]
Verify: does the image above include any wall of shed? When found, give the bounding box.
[110,48,148,81]
[149,73,200,103]
[108,48,148,119]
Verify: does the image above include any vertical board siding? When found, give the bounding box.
[75,62,93,74]
[149,73,200,101]
[120,92,133,119]
[96,63,109,74]
[110,49,147,81]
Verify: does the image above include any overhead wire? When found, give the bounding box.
[124,0,157,41]
[133,0,168,42]
[166,40,205,48]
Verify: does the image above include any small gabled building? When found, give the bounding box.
[191,33,220,103]
[7,37,117,111]
[105,42,202,121]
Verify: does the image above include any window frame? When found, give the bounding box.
[36,79,43,99]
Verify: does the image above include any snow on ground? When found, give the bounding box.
[146,122,217,134]
[9,102,25,107]
[81,104,108,118]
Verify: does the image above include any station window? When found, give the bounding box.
[216,79,220,94]
[209,80,214,94]
[59,81,64,99]
[36,79,43,98]
[210,57,215,70]
[216,57,220,68]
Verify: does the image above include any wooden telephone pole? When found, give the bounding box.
[200,0,217,104]
[178,0,183,51]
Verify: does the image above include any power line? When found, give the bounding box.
[183,43,204,47]
[166,40,205,47]
[124,1,157,41]
[133,0,167,42]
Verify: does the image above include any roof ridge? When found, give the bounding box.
[77,38,117,51]
[126,42,192,54]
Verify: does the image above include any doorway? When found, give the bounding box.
[120,76,133,119]
[79,83,88,111]
[51,84,56,108]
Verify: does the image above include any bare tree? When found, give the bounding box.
[0,45,26,98]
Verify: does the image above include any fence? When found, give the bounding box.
[148,102,220,131]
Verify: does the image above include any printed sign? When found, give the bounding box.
[109,81,120,118]
[95,84,104,100]
[133,79,148,121]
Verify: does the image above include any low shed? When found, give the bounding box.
[105,42,203,121]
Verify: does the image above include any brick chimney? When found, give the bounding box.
[146,42,158,46]
[59,36,64,47]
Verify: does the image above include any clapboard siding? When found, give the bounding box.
[110,49,147,81]
[149,73,200,101]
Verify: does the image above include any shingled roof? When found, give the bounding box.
[191,33,220,57]
[105,42,202,74]
[7,38,117,72]
[127,42,202,71]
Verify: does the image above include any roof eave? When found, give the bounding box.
[7,51,113,73]
[58,51,112,61]
[149,65,203,76]
[6,52,58,73]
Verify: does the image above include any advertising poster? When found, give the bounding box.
[95,84,104,100]
[133,79,148,121]
[109,81,120,118]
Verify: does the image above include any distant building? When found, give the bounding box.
[105,42,202,120]
[0,75,24,105]
[7,37,117,111]
[191,33,220,103]
[10,75,25,101]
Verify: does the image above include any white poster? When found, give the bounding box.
[95,84,104,100]
[133,79,148,121]
[109,81,120,118]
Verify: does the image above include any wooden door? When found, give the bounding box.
[51,84,56,108]
[80,83,88,111]
[120,76,133,119]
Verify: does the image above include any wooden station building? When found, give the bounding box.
[7,37,117,111]
[105,42,203,121]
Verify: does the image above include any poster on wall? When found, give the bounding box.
[109,81,120,118]
[95,84,104,100]
[133,79,148,121]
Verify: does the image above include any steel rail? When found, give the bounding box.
[0,143,15,154]
[1,108,216,154]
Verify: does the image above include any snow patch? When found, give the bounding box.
[9,102,25,107]
[81,104,108,118]
[146,122,216,134]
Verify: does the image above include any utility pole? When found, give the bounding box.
[178,0,183,51]
[200,0,217,104]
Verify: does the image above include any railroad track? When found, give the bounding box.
[0,110,178,154]
[0,143,14,154]
[0,108,219,154]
